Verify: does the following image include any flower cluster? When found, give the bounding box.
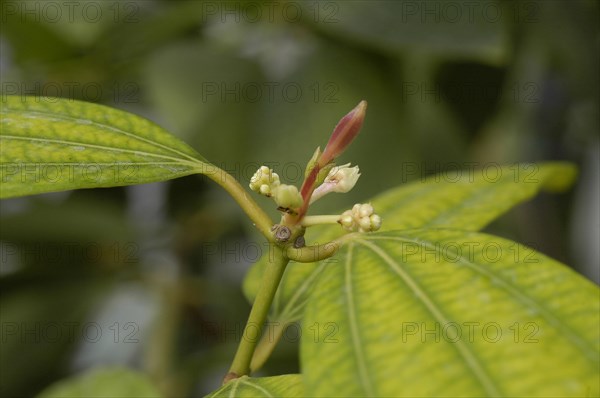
[249,166,303,210]
[339,203,382,232]
[248,100,381,235]
[249,166,280,197]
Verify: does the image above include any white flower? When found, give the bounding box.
[310,163,360,204]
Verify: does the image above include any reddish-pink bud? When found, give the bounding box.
[319,100,367,167]
[293,100,368,223]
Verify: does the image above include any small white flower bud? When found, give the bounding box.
[358,217,372,232]
[358,203,373,218]
[370,214,382,231]
[339,211,355,231]
[259,185,271,196]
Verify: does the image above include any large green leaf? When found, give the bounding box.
[205,375,304,398]
[0,96,209,198]
[301,229,600,397]
[243,163,577,324]
[36,367,161,397]
[359,162,575,231]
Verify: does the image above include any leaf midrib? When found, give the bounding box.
[238,379,274,397]
[1,108,203,164]
[0,135,200,167]
[344,243,376,396]
[366,233,599,363]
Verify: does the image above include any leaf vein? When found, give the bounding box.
[355,237,502,397]
[367,233,599,363]
[344,243,376,396]
[0,135,200,167]
[1,108,202,163]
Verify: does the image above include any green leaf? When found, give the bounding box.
[243,163,577,324]
[0,96,210,198]
[205,375,304,398]
[361,162,576,231]
[36,367,161,397]
[301,229,600,397]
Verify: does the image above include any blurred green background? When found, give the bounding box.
[1,0,598,396]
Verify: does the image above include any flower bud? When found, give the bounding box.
[358,216,372,231]
[274,184,304,209]
[370,214,382,231]
[358,203,373,218]
[319,100,367,167]
[339,210,356,231]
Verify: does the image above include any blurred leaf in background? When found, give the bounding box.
[1,1,598,397]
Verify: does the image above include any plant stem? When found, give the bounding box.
[223,248,289,384]
[202,165,274,240]
[250,321,288,373]
[300,214,340,227]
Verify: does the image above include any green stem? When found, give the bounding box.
[285,242,338,262]
[300,214,340,227]
[250,321,288,373]
[202,165,274,240]
[223,248,289,384]
[285,233,358,262]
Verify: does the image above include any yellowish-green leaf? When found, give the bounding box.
[243,163,577,324]
[301,229,600,397]
[0,96,210,198]
[205,375,304,398]
[369,162,576,231]
[37,367,161,398]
